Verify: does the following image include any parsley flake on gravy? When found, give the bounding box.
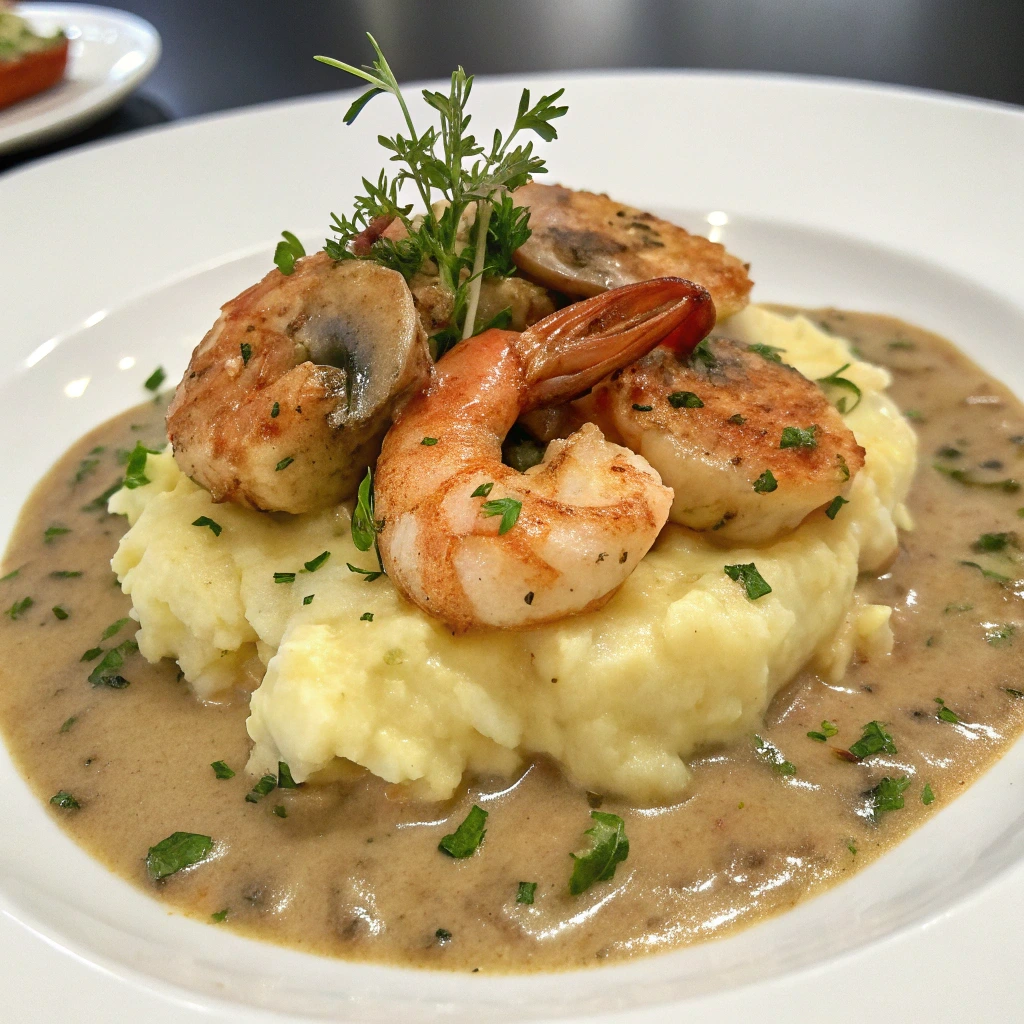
[50,790,80,810]
[211,760,235,780]
[779,425,818,450]
[192,516,223,536]
[848,721,896,760]
[480,496,522,535]
[934,698,961,724]
[211,908,229,923]
[516,881,537,904]
[868,776,910,821]
[52,605,69,620]
[724,563,772,600]
[146,831,214,880]
[102,617,130,640]
[43,525,70,543]
[438,804,488,858]
[246,774,278,803]
[6,596,32,619]
[922,783,935,805]
[807,720,838,742]
[277,762,299,789]
[754,735,796,776]
[568,810,629,895]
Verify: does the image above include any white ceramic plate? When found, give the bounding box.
[2,72,1024,1023]
[0,3,160,155]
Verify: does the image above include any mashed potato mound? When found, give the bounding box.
[110,307,917,803]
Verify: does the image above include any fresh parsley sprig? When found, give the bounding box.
[299,34,566,347]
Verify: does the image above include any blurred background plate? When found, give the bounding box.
[1,71,1023,1022]
[0,3,160,154]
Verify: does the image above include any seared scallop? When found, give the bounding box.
[511,182,753,321]
[598,338,865,544]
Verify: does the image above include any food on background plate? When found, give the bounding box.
[2,36,1022,972]
[0,4,67,111]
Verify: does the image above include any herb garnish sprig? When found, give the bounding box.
[298,34,566,348]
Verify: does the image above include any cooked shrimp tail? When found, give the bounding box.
[375,278,715,631]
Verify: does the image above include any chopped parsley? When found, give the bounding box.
[516,881,537,905]
[868,776,910,821]
[50,791,80,810]
[1005,687,1024,699]
[81,647,103,662]
[303,594,315,605]
[51,570,83,578]
[278,762,299,789]
[748,342,784,363]
[933,463,1020,492]
[347,563,383,582]
[192,516,222,536]
[303,551,330,572]
[667,390,704,409]
[922,783,935,805]
[904,409,924,421]
[985,623,1015,646]
[471,482,494,498]
[944,602,973,613]
[779,425,818,449]
[88,639,137,687]
[691,337,717,368]
[438,804,488,858]
[960,560,1011,583]
[0,569,19,582]
[240,342,252,366]
[753,469,778,493]
[350,467,387,579]
[724,562,772,600]
[273,230,306,275]
[974,532,1015,552]
[360,611,374,621]
[816,363,862,413]
[211,908,229,923]
[6,596,33,620]
[271,401,280,418]
[59,716,77,733]
[44,525,71,543]
[825,495,849,519]
[273,805,288,818]
[848,721,896,760]
[568,810,629,895]
[729,413,746,425]
[480,496,522,535]
[245,774,277,803]
[146,831,214,879]
[102,617,130,640]
[74,457,100,484]
[123,443,161,490]
[273,572,296,584]
[934,697,961,724]
[82,479,124,511]
[421,436,439,446]
[143,366,166,392]
[807,720,838,742]
[52,605,69,620]
[211,760,235,780]
[435,928,452,943]
[753,734,796,776]
[632,403,653,412]
[275,456,294,471]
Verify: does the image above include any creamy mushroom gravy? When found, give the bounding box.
[2,308,1024,973]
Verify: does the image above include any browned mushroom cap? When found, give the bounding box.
[511,182,753,321]
[167,254,431,514]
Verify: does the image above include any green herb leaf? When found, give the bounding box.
[438,804,489,858]
[935,698,961,724]
[44,525,70,543]
[807,730,827,742]
[667,390,704,409]
[729,413,746,425]
[724,562,772,600]
[146,831,214,879]
[820,720,839,737]
[347,563,383,582]
[59,716,77,733]
[245,774,277,803]
[435,927,452,943]
[6,596,33,620]
[960,560,1011,583]
[985,623,1015,646]
[192,516,222,537]
[632,403,653,412]
[271,401,280,418]
[303,594,315,605]
[87,639,137,687]
[50,790,80,809]
[825,495,849,519]
[516,881,537,904]
[81,646,103,662]
[273,572,296,584]
[102,617,130,640]
[974,532,1015,552]
[143,366,166,392]
[51,570,83,578]
[123,442,160,490]
[82,479,124,511]
[275,456,294,471]
[748,343,784,363]
[351,467,381,552]
[211,908,229,922]
[273,230,306,275]
[568,810,629,895]
[753,734,796,776]
[421,436,439,446]
[303,550,331,573]
[753,469,778,493]
[934,463,1020,492]
[480,496,522,535]
[360,611,374,621]
[848,721,897,760]
[471,482,494,498]
[780,425,818,450]
[868,776,910,821]
[52,605,69,620]
[922,783,935,805]
[817,363,862,413]
[1005,687,1024,699]
[0,569,19,582]
[211,760,235,780]
[278,762,299,789]
[691,337,717,368]
[273,804,287,818]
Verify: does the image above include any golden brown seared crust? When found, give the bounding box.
[602,338,865,543]
[511,182,753,321]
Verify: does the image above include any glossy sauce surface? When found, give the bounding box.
[2,310,1023,972]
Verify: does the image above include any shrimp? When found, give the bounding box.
[593,337,866,544]
[374,278,716,630]
[167,253,430,514]
[511,183,753,321]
